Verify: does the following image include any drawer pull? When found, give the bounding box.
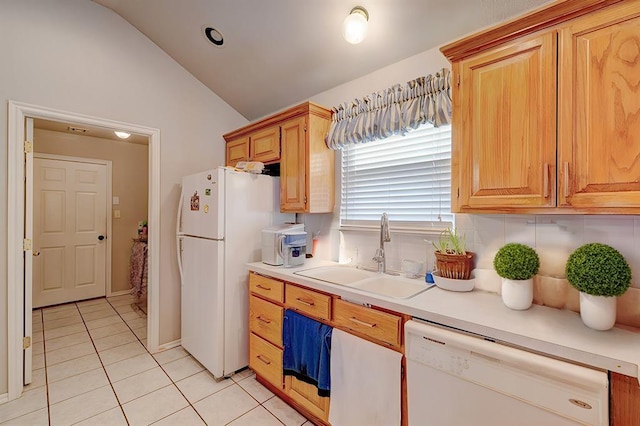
[256,284,272,291]
[256,355,271,365]
[256,316,271,324]
[350,317,377,328]
[296,298,315,307]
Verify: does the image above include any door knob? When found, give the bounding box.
[98,235,105,241]
[33,251,40,257]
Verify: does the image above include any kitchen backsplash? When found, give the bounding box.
[327,213,640,328]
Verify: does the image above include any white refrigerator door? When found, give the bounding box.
[179,235,225,378]
[222,170,293,374]
[179,169,224,239]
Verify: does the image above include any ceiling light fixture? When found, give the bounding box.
[114,131,131,139]
[203,26,224,47]
[342,6,369,45]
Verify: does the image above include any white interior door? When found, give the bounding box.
[33,156,108,308]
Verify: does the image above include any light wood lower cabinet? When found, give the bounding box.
[333,298,402,350]
[611,371,640,426]
[249,295,283,347]
[285,376,330,422]
[249,273,284,303]
[249,333,283,389]
[249,272,407,425]
[285,284,332,321]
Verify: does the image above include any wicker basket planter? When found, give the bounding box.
[434,251,475,280]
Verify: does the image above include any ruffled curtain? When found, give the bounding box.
[325,68,452,150]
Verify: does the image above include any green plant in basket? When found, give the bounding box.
[493,243,540,280]
[565,243,631,297]
[432,228,467,255]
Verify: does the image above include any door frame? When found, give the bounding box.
[33,153,113,303]
[7,100,161,400]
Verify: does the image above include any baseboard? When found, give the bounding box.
[108,289,131,297]
[156,339,181,353]
[0,392,9,404]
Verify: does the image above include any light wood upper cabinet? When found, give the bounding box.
[250,126,280,164]
[558,3,640,209]
[225,136,249,167]
[457,32,557,210]
[223,102,334,213]
[442,0,640,214]
[280,117,307,212]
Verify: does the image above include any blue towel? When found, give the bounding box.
[283,309,332,397]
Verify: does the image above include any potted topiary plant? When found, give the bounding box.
[432,228,474,280]
[493,243,540,310]
[565,243,631,331]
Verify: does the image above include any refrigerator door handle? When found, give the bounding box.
[176,236,185,286]
[176,185,184,236]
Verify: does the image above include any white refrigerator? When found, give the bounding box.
[176,167,293,378]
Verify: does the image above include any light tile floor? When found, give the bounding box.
[0,294,311,426]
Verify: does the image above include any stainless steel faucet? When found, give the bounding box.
[372,213,391,273]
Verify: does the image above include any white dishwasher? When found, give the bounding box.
[405,319,609,426]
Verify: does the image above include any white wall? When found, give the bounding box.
[0,0,248,395]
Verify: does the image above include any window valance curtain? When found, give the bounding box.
[325,68,452,150]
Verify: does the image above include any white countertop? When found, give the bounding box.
[249,260,640,379]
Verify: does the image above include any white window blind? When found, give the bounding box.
[340,124,452,230]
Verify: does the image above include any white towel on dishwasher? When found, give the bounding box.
[329,329,402,426]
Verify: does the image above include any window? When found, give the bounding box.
[340,124,452,231]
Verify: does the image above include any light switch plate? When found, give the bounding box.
[112,196,120,205]
[114,210,121,219]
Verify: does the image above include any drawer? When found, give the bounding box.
[249,273,284,303]
[249,333,283,389]
[249,295,283,347]
[333,298,402,348]
[285,284,331,321]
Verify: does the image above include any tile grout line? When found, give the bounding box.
[39,308,52,426]
[103,296,203,425]
[72,300,130,426]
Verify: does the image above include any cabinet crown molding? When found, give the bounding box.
[440,0,623,62]
[223,101,331,142]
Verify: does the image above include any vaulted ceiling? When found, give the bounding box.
[93,0,552,121]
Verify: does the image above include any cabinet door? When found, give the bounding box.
[250,126,280,163]
[611,371,640,426]
[280,116,307,212]
[226,137,248,167]
[456,32,557,210]
[558,4,640,208]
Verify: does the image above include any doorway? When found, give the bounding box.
[7,101,161,401]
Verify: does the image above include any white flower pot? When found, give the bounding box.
[501,278,533,310]
[579,292,617,331]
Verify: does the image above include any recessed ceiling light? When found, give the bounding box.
[203,26,224,47]
[114,131,131,139]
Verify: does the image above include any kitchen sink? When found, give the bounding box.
[294,265,431,299]
[351,275,431,299]
[293,265,376,285]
